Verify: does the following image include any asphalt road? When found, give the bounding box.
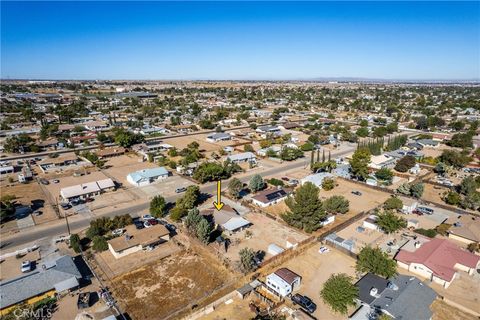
[1,146,355,249]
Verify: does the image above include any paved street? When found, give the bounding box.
[0,146,355,250]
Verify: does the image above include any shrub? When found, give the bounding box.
[414,228,437,238]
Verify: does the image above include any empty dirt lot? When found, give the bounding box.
[110,250,235,320]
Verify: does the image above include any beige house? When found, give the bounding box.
[446,216,480,245]
[108,224,170,259]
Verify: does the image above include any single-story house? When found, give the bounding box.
[301,172,334,188]
[251,187,292,207]
[256,125,281,134]
[351,273,436,320]
[60,178,115,202]
[0,166,14,175]
[369,154,396,170]
[108,224,170,259]
[0,256,82,315]
[417,139,439,148]
[363,215,379,230]
[266,268,301,297]
[206,132,231,143]
[200,205,251,235]
[395,237,480,288]
[133,142,173,156]
[39,154,79,173]
[446,215,480,245]
[83,121,109,131]
[139,126,169,135]
[257,146,281,157]
[96,147,126,159]
[126,167,169,187]
[226,152,257,164]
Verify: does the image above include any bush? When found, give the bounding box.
[383,197,403,211]
[266,178,284,187]
[150,195,167,217]
[394,155,416,172]
[92,236,108,252]
[322,178,335,191]
[249,174,265,193]
[444,191,461,206]
[323,195,349,215]
[70,234,81,253]
[414,228,437,238]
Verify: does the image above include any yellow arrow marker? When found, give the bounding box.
[213,180,224,211]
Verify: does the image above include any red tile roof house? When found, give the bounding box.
[395,237,480,289]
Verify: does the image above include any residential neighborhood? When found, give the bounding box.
[1,2,479,320]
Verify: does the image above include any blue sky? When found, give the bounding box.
[1,1,479,80]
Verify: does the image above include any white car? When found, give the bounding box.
[112,228,125,236]
[144,221,152,228]
[318,246,330,254]
[142,214,153,220]
[21,261,32,273]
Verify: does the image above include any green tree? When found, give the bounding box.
[356,246,397,278]
[150,195,167,217]
[184,208,203,234]
[349,148,371,181]
[458,176,479,196]
[279,147,303,161]
[356,127,369,138]
[92,236,108,252]
[444,191,461,206]
[410,183,424,198]
[323,195,349,215]
[239,247,256,273]
[463,191,480,210]
[375,168,394,184]
[320,273,358,315]
[196,218,212,244]
[228,178,243,199]
[322,178,335,191]
[249,174,265,193]
[376,210,407,233]
[383,197,403,211]
[171,186,201,221]
[439,150,471,168]
[282,182,326,232]
[394,155,416,172]
[69,234,81,253]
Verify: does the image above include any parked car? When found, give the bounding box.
[288,179,299,186]
[318,246,330,254]
[291,294,317,313]
[21,261,33,273]
[85,198,94,203]
[351,190,362,196]
[156,218,167,225]
[143,221,152,228]
[70,199,81,206]
[142,214,153,220]
[281,176,290,181]
[175,187,187,193]
[134,220,145,230]
[39,178,49,185]
[165,224,176,232]
[147,218,158,226]
[417,206,434,215]
[60,203,71,210]
[112,228,125,236]
[52,179,60,184]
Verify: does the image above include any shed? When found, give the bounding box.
[267,243,284,256]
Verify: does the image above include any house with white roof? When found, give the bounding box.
[300,172,334,188]
[126,167,169,187]
[226,152,257,164]
[60,178,115,202]
[206,132,231,143]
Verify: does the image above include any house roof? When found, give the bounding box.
[127,167,169,183]
[0,256,82,309]
[227,152,256,162]
[395,238,480,282]
[274,268,301,285]
[356,273,436,320]
[96,147,126,157]
[108,224,170,252]
[301,173,334,186]
[222,217,251,232]
[207,132,231,140]
[446,216,480,243]
[40,153,78,165]
[251,188,292,204]
[60,178,114,199]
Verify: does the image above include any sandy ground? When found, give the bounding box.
[102,154,157,186]
[431,299,479,320]
[222,212,308,263]
[200,297,256,320]
[272,245,358,320]
[0,249,40,281]
[94,241,181,278]
[162,134,250,153]
[1,180,58,227]
[110,250,235,320]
